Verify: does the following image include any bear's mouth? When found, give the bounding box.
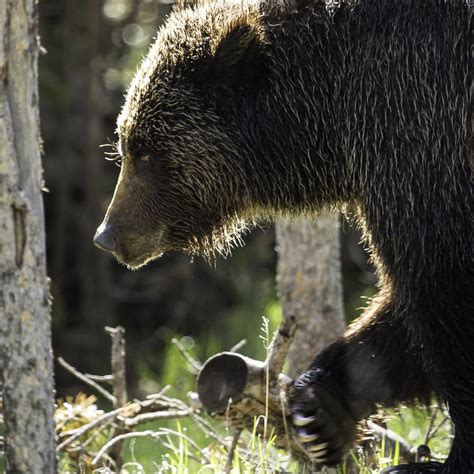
[114,249,165,270]
[113,229,168,269]
[111,237,166,269]
[94,222,168,269]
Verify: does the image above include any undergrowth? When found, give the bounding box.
[54,315,452,473]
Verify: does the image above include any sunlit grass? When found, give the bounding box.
[117,319,451,473]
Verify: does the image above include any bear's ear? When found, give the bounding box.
[211,23,265,91]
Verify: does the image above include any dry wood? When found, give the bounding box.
[106,326,128,408]
[58,356,116,404]
[56,389,188,452]
[197,317,309,460]
[106,326,128,469]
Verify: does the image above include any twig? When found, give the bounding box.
[159,394,192,411]
[105,326,128,469]
[84,374,114,383]
[146,385,171,400]
[106,326,127,408]
[265,315,297,377]
[67,421,113,452]
[124,409,192,428]
[424,406,439,445]
[229,339,247,352]
[172,337,202,372]
[57,390,193,452]
[366,420,416,462]
[225,429,242,474]
[93,432,163,466]
[426,415,450,443]
[156,427,211,462]
[189,412,229,446]
[58,357,116,405]
[187,391,203,410]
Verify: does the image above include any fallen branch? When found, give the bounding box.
[172,337,202,372]
[56,384,190,452]
[124,408,192,428]
[196,316,428,465]
[366,420,417,462]
[196,317,307,459]
[58,357,116,404]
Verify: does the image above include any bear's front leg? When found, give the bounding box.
[290,297,433,466]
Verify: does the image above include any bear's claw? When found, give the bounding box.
[296,429,319,443]
[293,414,316,426]
[290,368,357,466]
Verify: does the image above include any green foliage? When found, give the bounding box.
[387,405,452,459]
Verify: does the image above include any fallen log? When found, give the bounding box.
[197,317,309,459]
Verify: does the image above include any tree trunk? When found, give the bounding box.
[276,213,345,379]
[0,1,57,472]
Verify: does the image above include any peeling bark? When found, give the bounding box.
[0,0,56,471]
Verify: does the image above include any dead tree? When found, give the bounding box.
[0,0,56,471]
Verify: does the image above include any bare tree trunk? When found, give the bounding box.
[276,213,345,379]
[0,0,57,472]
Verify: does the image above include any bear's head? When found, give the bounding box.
[94,1,268,268]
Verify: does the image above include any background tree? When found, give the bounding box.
[0,0,56,471]
[276,213,345,378]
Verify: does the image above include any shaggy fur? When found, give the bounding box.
[95,1,473,471]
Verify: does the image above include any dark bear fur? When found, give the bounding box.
[94,1,473,471]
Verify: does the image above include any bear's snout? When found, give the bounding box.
[94,222,117,254]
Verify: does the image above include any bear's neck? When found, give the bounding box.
[230,4,367,219]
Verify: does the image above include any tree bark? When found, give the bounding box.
[0,0,57,471]
[276,213,345,379]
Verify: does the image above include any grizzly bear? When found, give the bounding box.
[94,0,473,472]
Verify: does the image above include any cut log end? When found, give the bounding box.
[197,353,248,412]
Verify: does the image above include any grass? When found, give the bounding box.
[51,313,452,473]
[111,401,450,473]
[113,318,451,473]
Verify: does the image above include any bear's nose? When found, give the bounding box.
[93,223,117,253]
